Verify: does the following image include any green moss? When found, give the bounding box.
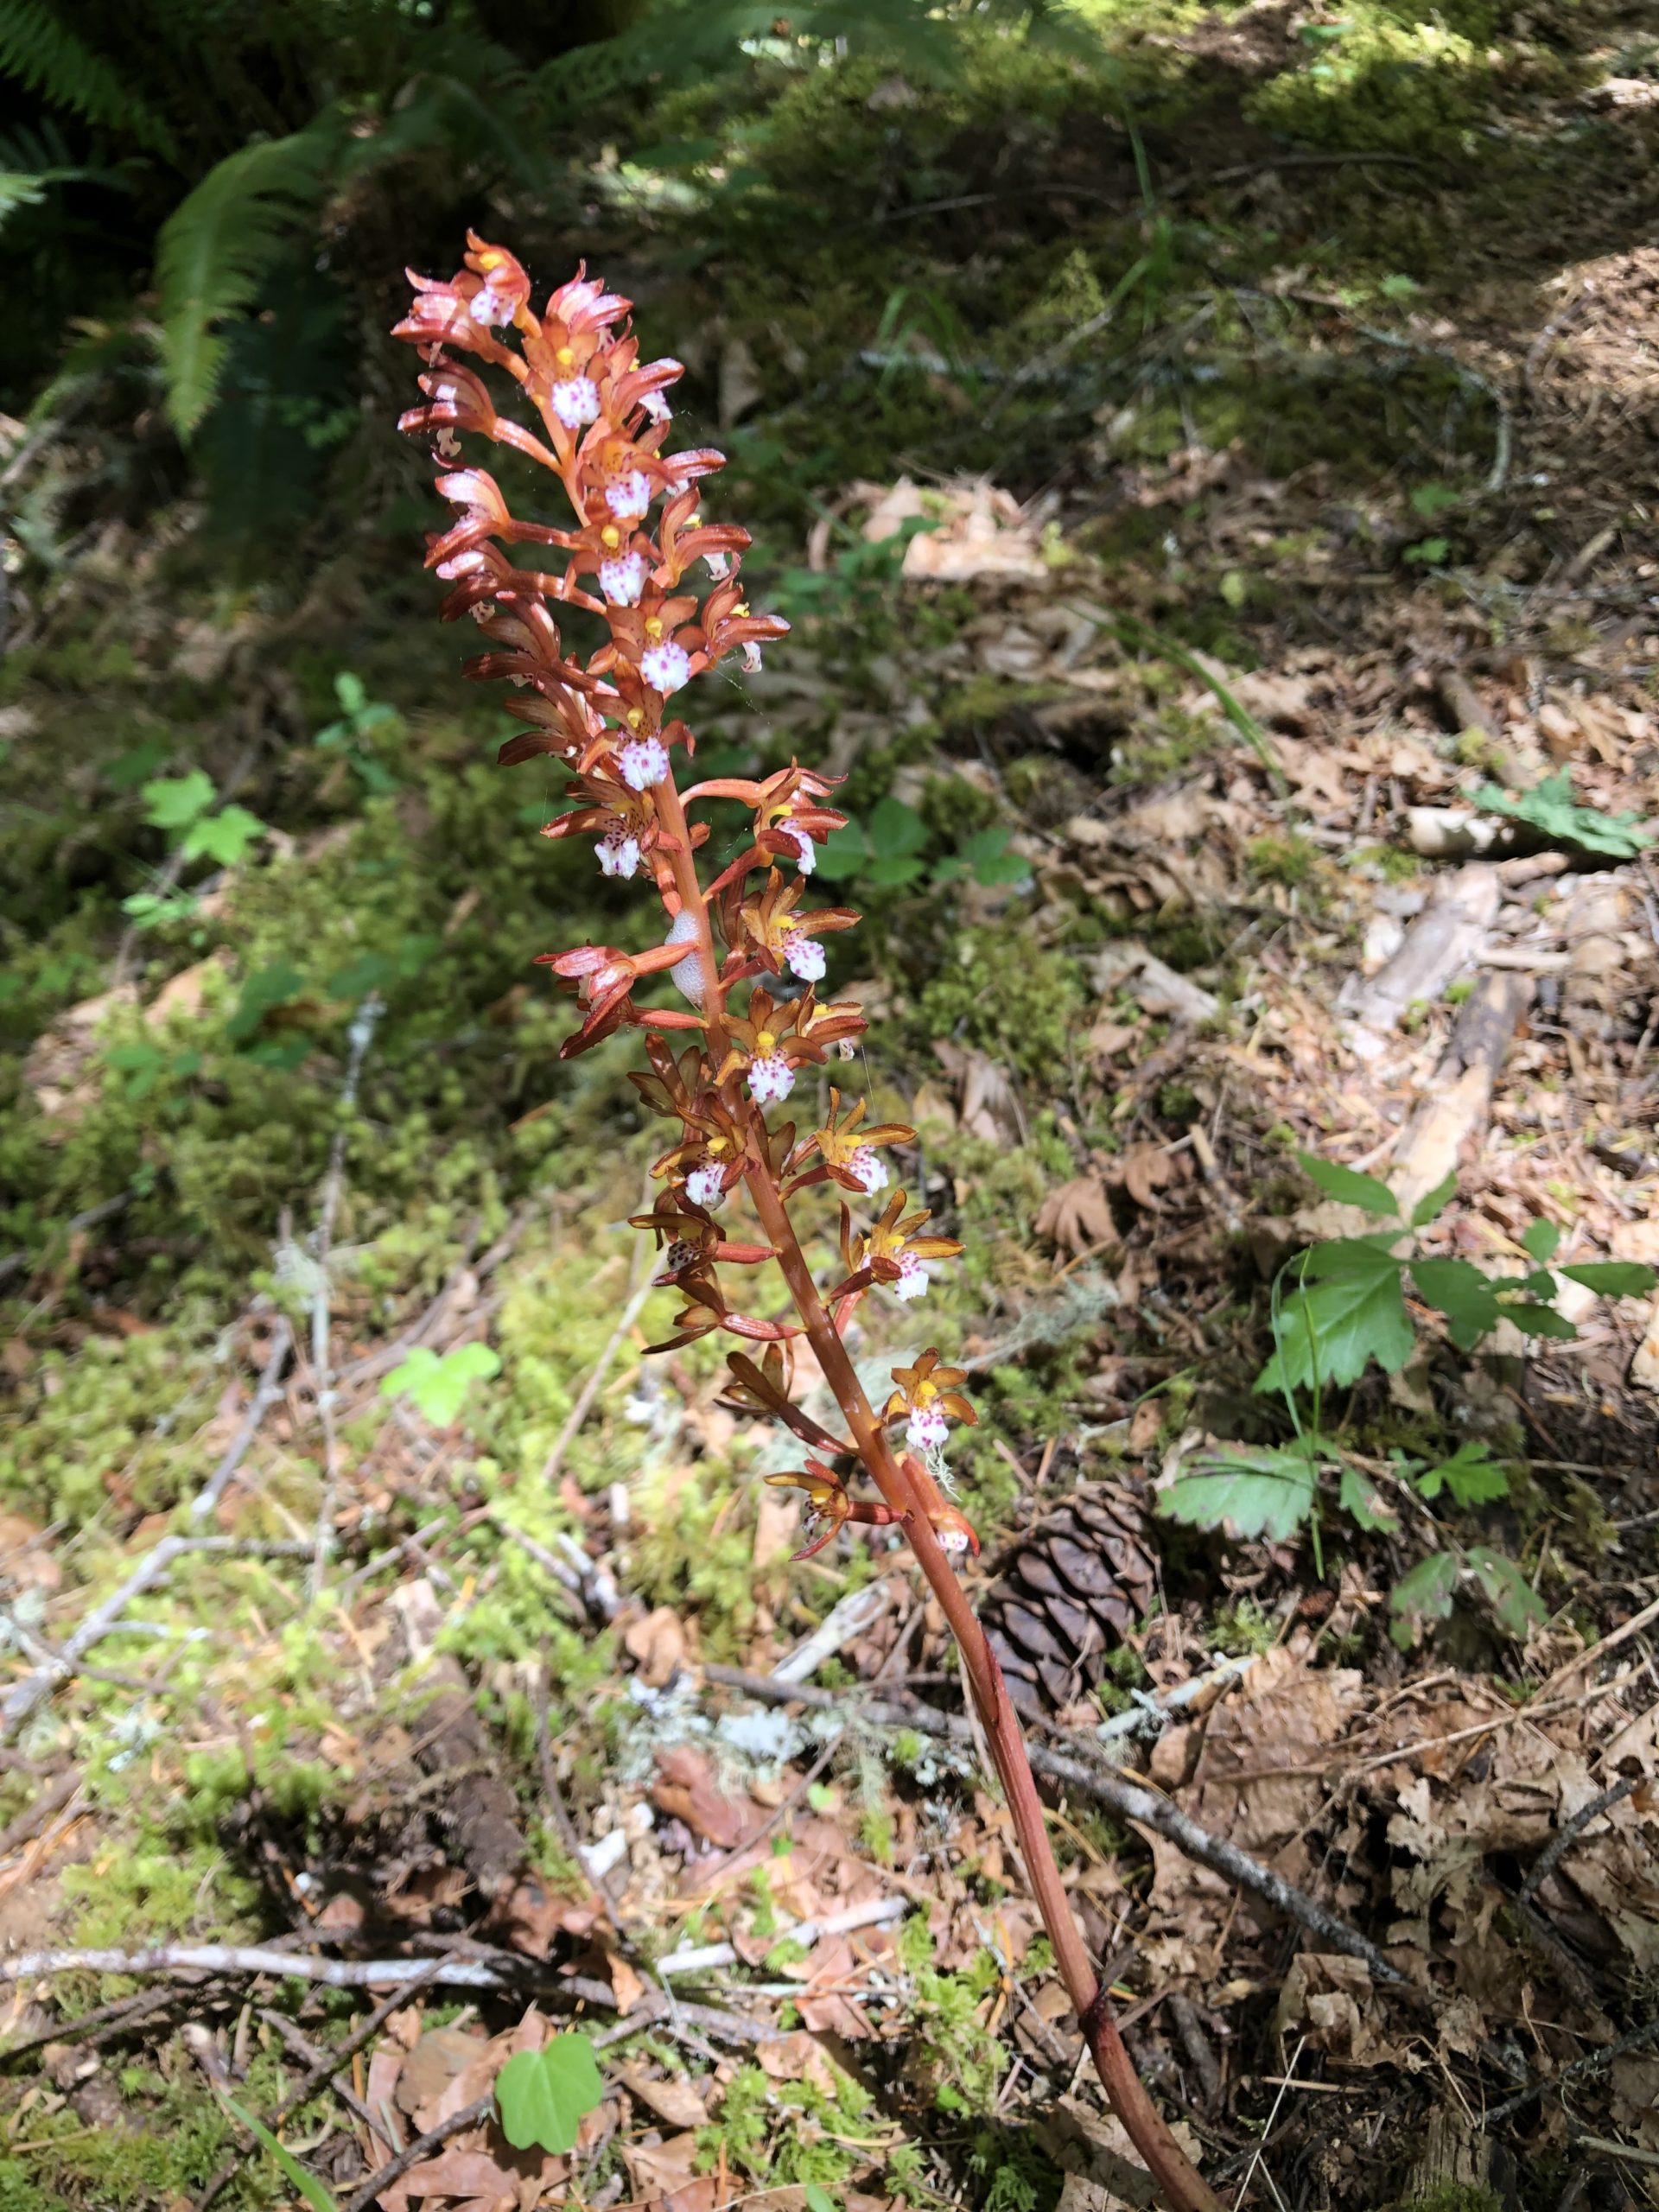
[1246,831,1318,887]
[698,2050,877,2190]
[916,927,1086,1079]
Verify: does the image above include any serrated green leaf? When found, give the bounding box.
[810,823,866,881]
[327,954,394,1001]
[1257,1255,1413,1395]
[180,804,269,868]
[1465,1546,1545,1638]
[1411,1256,1501,1351]
[1560,1261,1656,1298]
[1411,1171,1459,1226]
[1160,1444,1318,1541]
[1499,1299,1580,1340]
[494,2036,603,2154]
[382,1342,502,1427]
[1477,771,1651,859]
[1296,1150,1398,1217]
[225,961,304,1045]
[1300,1234,1405,1281]
[218,2094,337,2212]
[866,854,925,887]
[141,769,217,830]
[868,796,928,861]
[1338,1463,1398,1532]
[1389,1549,1459,1648]
[1415,1440,1509,1506]
[1521,1218,1560,1263]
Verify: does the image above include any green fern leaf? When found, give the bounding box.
[155,125,339,438]
[0,0,172,155]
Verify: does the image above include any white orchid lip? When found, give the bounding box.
[600,552,647,606]
[550,375,601,428]
[641,641,691,696]
[748,1052,795,1105]
[618,736,670,791]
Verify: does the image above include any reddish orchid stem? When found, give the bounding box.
[396,236,1221,2212]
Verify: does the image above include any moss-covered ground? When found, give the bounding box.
[3,0,1659,2202]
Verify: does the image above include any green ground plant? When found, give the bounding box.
[1160,1151,1656,1645]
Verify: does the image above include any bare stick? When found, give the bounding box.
[702,1662,1403,1986]
[340,2092,495,2212]
[1482,2015,1659,2128]
[194,1961,447,2211]
[1516,1774,1643,1910]
[536,1274,654,1486]
[190,1316,294,1521]
[310,996,384,1599]
[0,1539,311,1740]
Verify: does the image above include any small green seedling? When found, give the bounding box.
[494,2034,604,2154]
[382,1342,502,1427]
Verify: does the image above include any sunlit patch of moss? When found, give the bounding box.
[1244,6,1510,152]
[60,1838,262,1955]
[917,927,1087,1079]
[896,1917,1007,2116]
[1246,830,1318,887]
[699,2046,877,2190]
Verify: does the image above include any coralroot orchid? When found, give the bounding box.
[396,233,1220,2212]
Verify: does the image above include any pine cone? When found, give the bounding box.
[981,1481,1157,1714]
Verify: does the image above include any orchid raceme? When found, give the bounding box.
[397,235,1223,2212]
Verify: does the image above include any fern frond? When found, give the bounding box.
[0,0,173,156]
[155,124,340,439]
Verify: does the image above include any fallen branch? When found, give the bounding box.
[658,1896,906,1978]
[702,1663,1404,1985]
[189,1315,293,1522]
[340,2092,496,2212]
[1516,1774,1643,1911]
[1343,864,1501,1050]
[1481,2013,1659,2129]
[1386,967,1532,1222]
[0,1539,312,1741]
[0,1944,776,2048]
[311,995,384,1599]
[194,1961,447,2211]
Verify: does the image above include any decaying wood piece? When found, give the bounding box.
[388,1580,528,1902]
[1386,969,1532,1222]
[1344,864,1501,1052]
[1402,2109,1512,2206]
[1403,807,1514,860]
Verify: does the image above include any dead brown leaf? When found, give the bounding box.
[1108,1143,1176,1211]
[395,2025,484,2116]
[615,2065,710,2129]
[625,1605,688,1688]
[652,1745,760,1850]
[1034,1177,1117,1258]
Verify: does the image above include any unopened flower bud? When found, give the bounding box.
[618,736,669,791]
[665,906,704,1006]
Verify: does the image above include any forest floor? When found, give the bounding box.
[3,1,1659,2208]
